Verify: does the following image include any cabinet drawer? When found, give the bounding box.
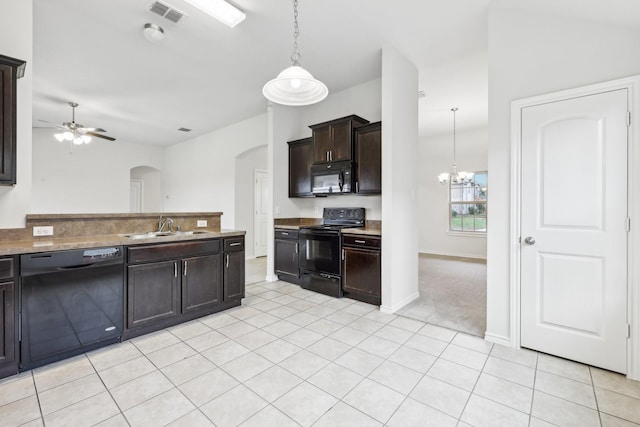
[342,235,381,249]
[0,257,14,280]
[128,240,221,263]
[224,237,244,252]
[274,229,299,240]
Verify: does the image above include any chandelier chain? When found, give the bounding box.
[452,107,458,168]
[291,0,301,65]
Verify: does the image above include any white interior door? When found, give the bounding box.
[254,169,269,257]
[520,89,628,373]
[130,179,143,213]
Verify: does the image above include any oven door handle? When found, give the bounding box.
[299,229,339,236]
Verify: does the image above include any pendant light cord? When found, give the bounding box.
[291,0,301,65]
[452,107,458,169]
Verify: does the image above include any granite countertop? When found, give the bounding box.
[274,224,304,230]
[341,226,382,236]
[0,229,245,256]
[274,218,382,236]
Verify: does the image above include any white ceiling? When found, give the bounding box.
[31,0,640,146]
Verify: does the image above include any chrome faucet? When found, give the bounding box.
[158,216,174,233]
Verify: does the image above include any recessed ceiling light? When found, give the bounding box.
[181,0,246,28]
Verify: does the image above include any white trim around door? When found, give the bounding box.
[509,75,640,380]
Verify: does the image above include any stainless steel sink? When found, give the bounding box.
[121,230,209,239]
[174,230,209,236]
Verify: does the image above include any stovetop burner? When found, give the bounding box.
[303,223,363,232]
[304,207,365,230]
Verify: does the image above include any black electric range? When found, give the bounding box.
[298,208,365,297]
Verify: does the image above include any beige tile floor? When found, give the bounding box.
[1,280,639,427]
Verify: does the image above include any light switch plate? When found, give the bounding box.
[33,226,54,236]
[197,220,207,227]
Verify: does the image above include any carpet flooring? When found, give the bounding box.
[397,254,487,337]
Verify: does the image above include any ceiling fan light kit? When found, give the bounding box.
[262,0,328,106]
[47,102,115,152]
[181,0,246,28]
[143,23,165,42]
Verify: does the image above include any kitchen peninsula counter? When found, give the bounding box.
[0,229,245,256]
[0,212,244,255]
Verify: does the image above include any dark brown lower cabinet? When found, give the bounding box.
[0,277,17,378]
[127,260,180,329]
[342,234,381,305]
[224,237,245,301]
[274,229,299,284]
[182,254,223,313]
[125,238,243,338]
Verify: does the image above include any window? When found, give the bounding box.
[449,171,487,233]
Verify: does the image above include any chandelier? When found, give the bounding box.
[262,0,328,106]
[438,107,474,184]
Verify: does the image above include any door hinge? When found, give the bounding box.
[627,217,631,232]
[627,111,632,127]
[628,324,631,339]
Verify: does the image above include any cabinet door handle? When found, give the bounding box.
[342,249,345,260]
[326,151,329,162]
[230,242,241,246]
[330,150,333,161]
[174,262,178,278]
[295,243,299,254]
[355,240,366,244]
[281,232,289,236]
[183,260,187,276]
[356,181,359,193]
[226,254,229,268]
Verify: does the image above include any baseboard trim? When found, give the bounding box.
[484,332,512,347]
[265,273,279,282]
[419,251,487,263]
[380,291,420,314]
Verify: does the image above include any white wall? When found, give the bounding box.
[419,127,488,258]
[0,0,32,228]
[380,46,420,313]
[275,78,384,222]
[486,6,640,342]
[235,145,267,258]
[163,114,268,229]
[130,166,162,212]
[31,128,163,213]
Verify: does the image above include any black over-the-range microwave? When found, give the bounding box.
[311,160,353,195]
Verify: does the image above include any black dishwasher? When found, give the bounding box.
[19,246,124,370]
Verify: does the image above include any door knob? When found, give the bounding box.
[524,237,536,245]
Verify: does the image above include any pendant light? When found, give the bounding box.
[262,0,328,106]
[438,108,474,184]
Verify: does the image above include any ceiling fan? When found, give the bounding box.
[40,101,116,144]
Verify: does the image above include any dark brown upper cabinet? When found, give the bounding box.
[0,54,26,186]
[288,137,313,197]
[354,121,382,195]
[309,115,369,164]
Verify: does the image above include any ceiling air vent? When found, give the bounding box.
[149,1,185,23]
[178,128,192,132]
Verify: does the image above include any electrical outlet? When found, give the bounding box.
[196,220,207,227]
[33,226,54,236]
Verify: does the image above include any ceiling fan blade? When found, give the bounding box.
[38,119,62,125]
[79,127,107,133]
[85,131,116,141]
